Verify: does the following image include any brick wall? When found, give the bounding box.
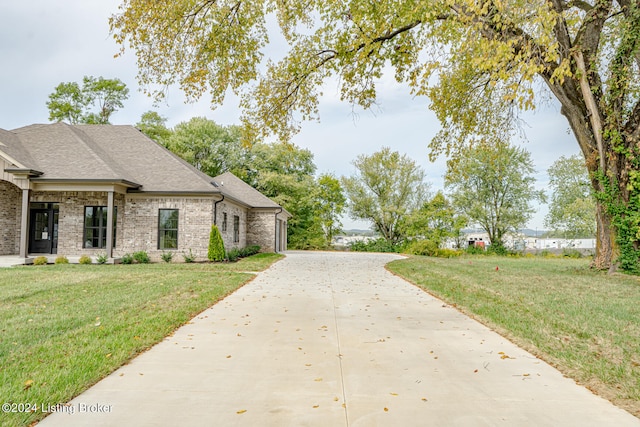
[247,210,276,252]
[0,180,21,255]
[31,191,125,255]
[118,196,216,261]
[15,190,272,260]
[215,201,247,251]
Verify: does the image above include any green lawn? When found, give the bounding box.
[387,255,640,418]
[0,253,283,427]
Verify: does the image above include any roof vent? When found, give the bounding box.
[211,181,219,187]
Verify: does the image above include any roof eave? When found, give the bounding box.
[4,168,44,177]
[29,178,142,189]
[127,189,221,196]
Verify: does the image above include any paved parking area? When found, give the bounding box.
[38,251,640,426]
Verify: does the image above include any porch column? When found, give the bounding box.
[106,191,114,259]
[19,189,30,258]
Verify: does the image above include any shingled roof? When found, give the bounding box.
[211,171,281,209]
[0,123,288,214]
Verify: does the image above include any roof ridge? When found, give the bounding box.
[66,125,138,182]
[144,131,222,189]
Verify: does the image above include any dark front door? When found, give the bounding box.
[29,204,59,254]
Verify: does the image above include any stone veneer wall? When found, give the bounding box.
[0,180,21,255]
[31,191,126,256]
[215,201,247,251]
[247,210,276,252]
[118,196,217,261]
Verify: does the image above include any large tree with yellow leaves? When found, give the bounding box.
[111,1,640,272]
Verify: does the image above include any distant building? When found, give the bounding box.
[445,231,597,252]
[533,238,596,250]
[332,235,376,248]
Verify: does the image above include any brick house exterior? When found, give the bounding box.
[0,124,290,262]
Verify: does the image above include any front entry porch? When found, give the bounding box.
[0,255,33,267]
[28,203,59,255]
[0,254,121,267]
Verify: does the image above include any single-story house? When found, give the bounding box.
[0,123,290,262]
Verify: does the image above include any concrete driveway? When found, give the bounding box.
[38,251,639,426]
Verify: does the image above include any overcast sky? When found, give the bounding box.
[0,1,582,231]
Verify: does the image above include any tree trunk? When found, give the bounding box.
[592,198,618,271]
[556,99,621,271]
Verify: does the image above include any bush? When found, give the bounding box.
[161,251,174,263]
[240,245,261,257]
[350,238,400,253]
[435,248,463,258]
[79,255,93,265]
[226,245,261,262]
[183,249,196,263]
[133,251,150,264]
[562,248,583,258]
[487,244,508,256]
[466,245,486,255]
[226,248,241,262]
[540,249,556,258]
[208,225,226,262]
[54,255,69,264]
[33,256,48,266]
[96,253,108,264]
[121,253,134,264]
[403,240,462,258]
[403,240,438,256]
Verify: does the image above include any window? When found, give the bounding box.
[158,209,179,249]
[222,212,228,232]
[233,215,240,243]
[84,206,116,248]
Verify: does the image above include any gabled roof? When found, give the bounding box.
[0,128,38,169]
[4,123,219,192]
[0,124,288,214]
[212,172,282,209]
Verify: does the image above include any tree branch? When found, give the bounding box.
[548,0,574,58]
[573,0,613,58]
[574,50,607,172]
[567,0,595,12]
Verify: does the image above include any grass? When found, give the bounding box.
[0,253,283,427]
[387,255,640,417]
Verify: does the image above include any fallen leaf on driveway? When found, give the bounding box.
[236,409,247,414]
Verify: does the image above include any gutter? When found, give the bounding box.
[274,207,283,252]
[213,195,225,226]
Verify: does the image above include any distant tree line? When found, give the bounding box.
[47,77,595,251]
